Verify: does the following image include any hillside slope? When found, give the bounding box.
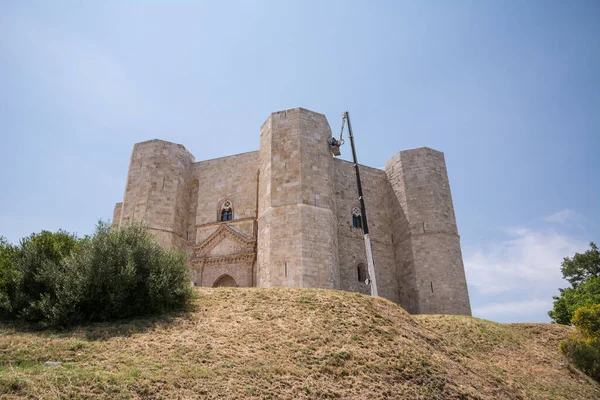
[1,288,598,399]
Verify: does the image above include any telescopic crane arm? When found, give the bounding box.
[336,111,378,297]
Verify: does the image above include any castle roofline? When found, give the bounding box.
[399,146,443,154]
[384,147,445,170]
[193,150,259,165]
[260,107,327,132]
[269,107,326,118]
[333,157,386,173]
[133,139,195,161]
[134,138,190,151]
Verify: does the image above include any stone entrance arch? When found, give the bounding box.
[213,274,238,287]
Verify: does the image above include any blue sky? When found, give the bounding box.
[1,1,598,323]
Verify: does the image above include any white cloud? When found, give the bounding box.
[544,209,580,224]
[465,227,586,295]
[463,218,589,322]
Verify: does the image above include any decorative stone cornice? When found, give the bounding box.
[195,217,255,229]
[191,252,256,266]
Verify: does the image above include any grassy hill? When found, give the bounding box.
[1,288,598,399]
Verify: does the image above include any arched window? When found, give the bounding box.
[357,263,367,283]
[352,207,362,228]
[220,200,233,222]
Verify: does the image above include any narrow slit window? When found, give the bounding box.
[351,207,362,228]
[357,263,367,283]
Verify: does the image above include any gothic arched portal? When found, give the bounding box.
[213,274,238,287]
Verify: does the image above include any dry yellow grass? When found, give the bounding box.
[0,288,598,399]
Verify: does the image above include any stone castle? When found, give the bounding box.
[112,107,471,315]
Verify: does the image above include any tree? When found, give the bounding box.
[561,242,600,288]
[559,304,600,381]
[549,242,600,325]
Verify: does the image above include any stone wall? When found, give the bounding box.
[191,151,258,245]
[114,139,195,249]
[191,151,259,230]
[333,159,401,303]
[112,202,122,225]
[385,148,471,315]
[185,151,259,287]
[257,109,338,289]
[112,108,471,315]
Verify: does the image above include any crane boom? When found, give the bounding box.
[341,111,378,297]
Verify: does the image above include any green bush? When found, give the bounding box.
[0,236,13,284]
[0,223,191,327]
[73,222,192,324]
[0,230,81,321]
[559,304,600,381]
[571,304,600,343]
[0,235,18,287]
[0,236,19,313]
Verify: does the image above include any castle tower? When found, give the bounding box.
[112,108,471,315]
[113,139,195,250]
[385,148,471,315]
[256,108,339,288]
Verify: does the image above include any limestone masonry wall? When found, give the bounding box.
[385,148,471,315]
[113,107,471,315]
[334,159,400,302]
[192,151,258,242]
[257,109,338,289]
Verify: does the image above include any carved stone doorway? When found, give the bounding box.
[213,274,238,287]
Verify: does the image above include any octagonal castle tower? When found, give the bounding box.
[113,107,471,315]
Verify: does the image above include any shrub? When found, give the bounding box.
[0,230,80,321]
[72,221,192,324]
[0,236,19,314]
[0,222,191,327]
[559,304,600,381]
[0,236,18,287]
[571,304,600,343]
[0,236,14,284]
